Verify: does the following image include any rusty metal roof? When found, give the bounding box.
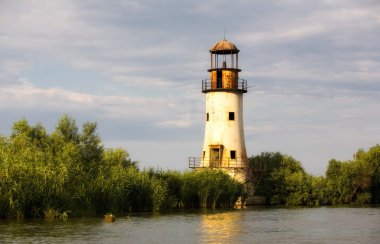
[209,39,239,54]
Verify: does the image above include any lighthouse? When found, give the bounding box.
[189,39,248,183]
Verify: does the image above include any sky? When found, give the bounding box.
[0,0,379,176]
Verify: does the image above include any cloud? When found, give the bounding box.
[0,60,31,85]
[0,80,201,129]
[240,24,325,45]
[0,0,207,92]
[0,0,379,175]
[156,114,196,128]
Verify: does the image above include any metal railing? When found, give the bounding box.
[189,157,247,169]
[202,79,247,93]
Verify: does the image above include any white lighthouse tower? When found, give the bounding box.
[189,39,248,183]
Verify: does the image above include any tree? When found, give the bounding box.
[52,114,79,144]
[357,145,380,203]
[249,152,323,206]
[325,158,372,204]
[80,121,103,176]
[248,152,283,200]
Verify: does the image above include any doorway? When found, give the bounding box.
[210,148,220,167]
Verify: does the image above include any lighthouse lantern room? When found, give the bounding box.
[189,39,248,183]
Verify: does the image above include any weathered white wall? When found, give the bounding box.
[201,91,248,180]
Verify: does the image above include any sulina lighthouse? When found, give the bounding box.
[189,39,249,183]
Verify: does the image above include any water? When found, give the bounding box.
[1,207,380,243]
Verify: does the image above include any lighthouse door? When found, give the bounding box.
[210,148,220,167]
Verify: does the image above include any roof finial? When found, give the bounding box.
[223,28,226,40]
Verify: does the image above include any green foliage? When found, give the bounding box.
[325,145,379,205]
[355,145,380,203]
[249,145,380,206]
[148,170,183,209]
[3,115,377,217]
[0,116,244,218]
[248,152,282,199]
[181,169,243,209]
[249,152,320,206]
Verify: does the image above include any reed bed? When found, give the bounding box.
[0,116,243,218]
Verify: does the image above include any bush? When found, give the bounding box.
[0,116,244,218]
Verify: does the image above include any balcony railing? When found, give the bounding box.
[189,157,247,169]
[202,79,247,93]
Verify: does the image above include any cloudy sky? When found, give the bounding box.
[1,0,379,176]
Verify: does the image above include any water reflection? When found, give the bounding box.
[1,207,380,243]
[0,218,104,243]
[200,211,244,243]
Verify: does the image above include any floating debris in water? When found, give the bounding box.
[104,213,116,223]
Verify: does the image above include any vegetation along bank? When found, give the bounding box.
[0,115,379,218]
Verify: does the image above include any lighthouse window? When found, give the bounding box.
[229,112,235,121]
[206,113,209,121]
[230,150,236,160]
[216,70,223,88]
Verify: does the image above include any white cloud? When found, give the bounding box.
[0,80,200,129]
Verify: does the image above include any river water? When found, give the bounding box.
[1,207,380,243]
